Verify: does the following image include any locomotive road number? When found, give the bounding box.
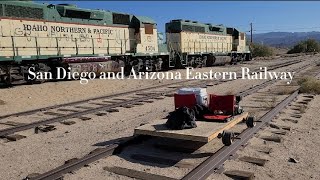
[146,46,155,51]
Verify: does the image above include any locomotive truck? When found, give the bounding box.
[0,1,251,85]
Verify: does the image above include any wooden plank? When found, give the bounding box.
[224,170,254,180]
[239,156,268,166]
[207,112,248,142]
[104,166,178,180]
[134,112,248,143]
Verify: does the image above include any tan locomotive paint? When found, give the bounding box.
[167,31,233,54]
[167,31,248,54]
[0,18,158,57]
[233,32,247,53]
[135,27,158,54]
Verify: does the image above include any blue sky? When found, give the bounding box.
[43,1,320,34]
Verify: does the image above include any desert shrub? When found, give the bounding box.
[298,76,320,94]
[276,86,297,95]
[251,43,274,57]
[288,39,320,54]
[262,96,278,110]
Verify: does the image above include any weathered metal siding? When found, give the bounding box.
[4,4,44,19]
[167,31,233,54]
[237,32,247,53]
[0,18,135,58]
[135,27,158,54]
[166,32,181,52]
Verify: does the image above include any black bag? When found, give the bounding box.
[166,106,197,130]
[193,104,211,119]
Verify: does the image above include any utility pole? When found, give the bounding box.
[250,23,253,44]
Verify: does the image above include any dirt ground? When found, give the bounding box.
[0,55,313,116]
[0,55,319,180]
[211,94,320,180]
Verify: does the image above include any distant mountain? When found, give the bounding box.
[251,31,320,48]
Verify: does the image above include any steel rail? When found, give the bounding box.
[238,63,310,97]
[25,61,308,180]
[0,61,308,137]
[30,135,149,180]
[181,90,299,180]
[0,79,196,120]
[30,144,118,180]
[0,59,300,120]
[0,92,172,137]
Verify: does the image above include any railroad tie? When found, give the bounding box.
[34,125,56,134]
[106,109,120,113]
[269,123,291,131]
[140,100,154,103]
[255,146,272,154]
[60,121,76,125]
[260,135,282,143]
[43,112,65,116]
[95,112,108,116]
[5,134,26,141]
[104,166,178,180]
[224,170,254,180]
[271,130,287,135]
[281,118,298,123]
[0,121,27,126]
[130,154,193,168]
[132,102,144,106]
[57,109,80,113]
[238,156,268,166]
[78,116,92,121]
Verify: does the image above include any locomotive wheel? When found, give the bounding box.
[5,76,12,85]
[246,116,256,128]
[206,55,215,67]
[222,131,234,146]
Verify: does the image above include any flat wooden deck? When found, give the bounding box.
[134,112,248,143]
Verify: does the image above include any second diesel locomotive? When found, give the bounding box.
[0,1,251,85]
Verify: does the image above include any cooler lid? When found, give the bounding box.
[178,88,207,94]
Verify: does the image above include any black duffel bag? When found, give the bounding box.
[166,106,197,130]
[193,104,211,119]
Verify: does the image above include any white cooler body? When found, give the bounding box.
[177,88,208,106]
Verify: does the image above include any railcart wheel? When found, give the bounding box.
[224,117,232,123]
[236,96,242,103]
[222,131,234,146]
[246,116,256,128]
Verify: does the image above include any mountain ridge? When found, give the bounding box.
[251,31,320,48]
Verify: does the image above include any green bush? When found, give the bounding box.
[298,76,320,94]
[250,43,274,57]
[288,39,320,54]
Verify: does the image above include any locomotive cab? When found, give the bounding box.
[131,16,158,55]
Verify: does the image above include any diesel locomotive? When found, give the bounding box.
[0,1,251,85]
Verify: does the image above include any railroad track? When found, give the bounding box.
[0,59,300,121]
[182,91,299,180]
[0,60,305,138]
[26,61,315,180]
